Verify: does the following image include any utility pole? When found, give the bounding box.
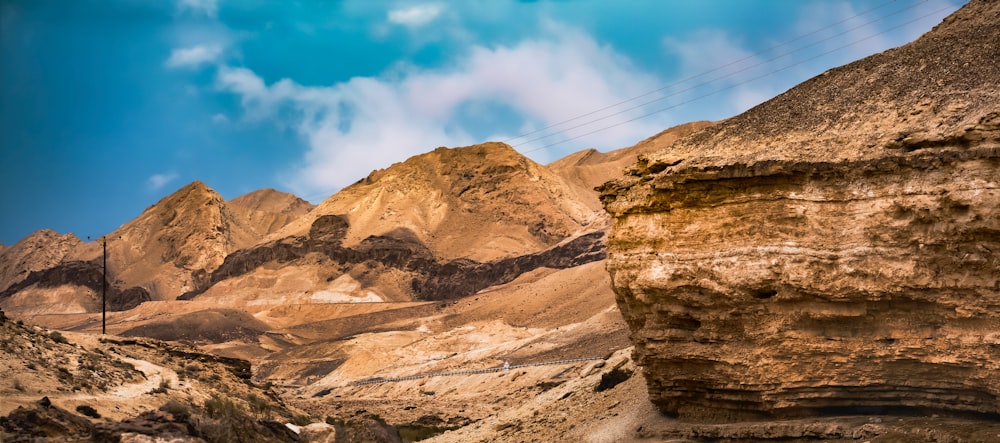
[102,236,107,335]
[89,235,109,335]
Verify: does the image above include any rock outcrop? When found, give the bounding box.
[601,0,1000,422]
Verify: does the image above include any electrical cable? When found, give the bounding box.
[502,0,920,145]
[517,2,956,154]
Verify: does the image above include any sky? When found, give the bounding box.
[0,0,967,246]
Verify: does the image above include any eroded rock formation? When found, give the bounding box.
[601,0,1000,422]
[181,215,606,301]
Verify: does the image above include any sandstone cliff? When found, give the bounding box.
[601,0,1000,422]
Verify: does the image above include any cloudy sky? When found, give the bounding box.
[0,0,966,245]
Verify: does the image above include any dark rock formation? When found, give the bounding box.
[0,398,94,442]
[101,336,254,380]
[0,229,82,295]
[601,0,1000,423]
[0,260,150,311]
[180,215,606,301]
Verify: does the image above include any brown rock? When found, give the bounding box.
[601,0,1000,422]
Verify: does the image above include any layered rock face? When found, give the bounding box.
[601,0,1000,422]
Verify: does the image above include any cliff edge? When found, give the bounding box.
[600,0,1000,422]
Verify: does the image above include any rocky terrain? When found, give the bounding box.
[0,230,84,302]
[1,130,687,441]
[601,0,1000,426]
[3,1,999,441]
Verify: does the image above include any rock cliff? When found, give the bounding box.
[600,0,1000,422]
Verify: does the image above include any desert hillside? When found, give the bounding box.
[0,229,82,295]
[1,132,669,441]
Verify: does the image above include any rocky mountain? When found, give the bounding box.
[179,143,611,305]
[2,140,640,315]
[0,183,317,316]
[601,0,1000,424]
[65,181,265,301]
[227,188,314,239]
[0,230,83,295]
[272,142,600,263]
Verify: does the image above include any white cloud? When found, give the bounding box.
[176,0,219,18]
[794,0,961,60]
[211,113,229,124]
[165,44,223,69]
[215,23,670,200]
[148,173,179,191]
[387,3,444,27]
[662,29,778,117]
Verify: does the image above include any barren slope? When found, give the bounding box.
[548,120,714,196]
[1,183,316,316]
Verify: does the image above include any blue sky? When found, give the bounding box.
[0,0,966,245]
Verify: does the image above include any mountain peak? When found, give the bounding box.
[272,141,597,261]
[229,188,312,214]
[229,188,315,238]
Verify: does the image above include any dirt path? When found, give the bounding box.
[110,357,177,398]
[63,356,177,404]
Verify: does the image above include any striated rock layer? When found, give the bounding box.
[600,0,1000,422]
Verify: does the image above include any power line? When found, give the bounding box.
[512,0,930,150]
[295,1,955,203]
[502,0,913,146]
[518,2,957,154]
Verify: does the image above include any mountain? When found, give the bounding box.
[272,142,600,262]
[227,188,314,239]
[0,182,318,317]
[4,1,1000,440]
[601,0,1000,424]
[169,142,620,308]
[0,230,82,295]
[548,120,714,196]
[65,180,263,301]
